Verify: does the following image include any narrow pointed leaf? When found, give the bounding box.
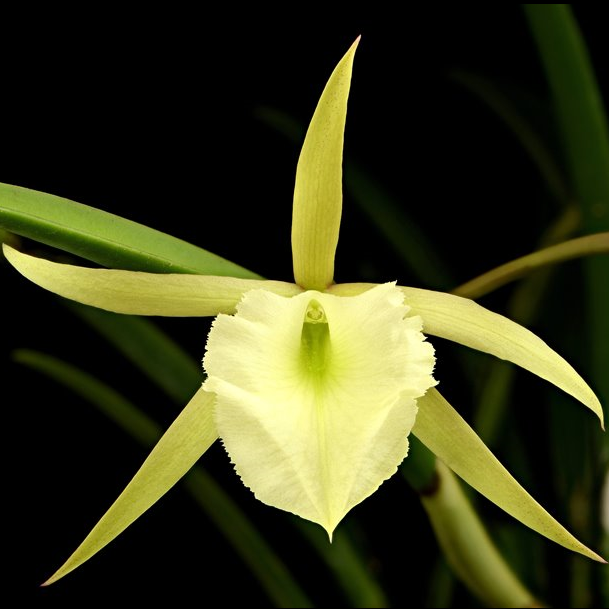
[328,282,604,427]
[413,388,605,562]
[451,70,570,205]
[291,37,359,290]
[525,3,609,414]
[0,182,258,277]
[3,245,301,316]
[43,385,218,584]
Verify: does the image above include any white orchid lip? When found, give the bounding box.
[203,282,437,537]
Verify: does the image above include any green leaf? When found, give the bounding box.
[0,182,259,277]
[14,350,312,606]
[328,282,604,428]
[451,70,570,205]
[413,388,605,562]
[42,385,218,584]
[3,245,301,316]
[291,37,359,290]
[524,4,609,408]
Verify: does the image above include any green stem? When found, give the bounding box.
[452,231,608,300]
[420,461,540,608]
[402,438,539,607]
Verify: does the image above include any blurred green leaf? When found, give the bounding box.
[68,303,203,403]
[525,4,609,409]
[451,70,570,205]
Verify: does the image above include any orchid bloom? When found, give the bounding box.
[3,37,605,584]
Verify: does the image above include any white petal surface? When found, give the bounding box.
[203,283,436,536]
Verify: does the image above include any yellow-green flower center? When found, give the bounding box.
[300,300,331,378]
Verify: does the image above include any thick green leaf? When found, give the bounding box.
[413,389,604,562]
[291,37,359,290]
[3,245,301,316]
[42,385,218,584]
[328,282,604,427]
[15,350,312,606]
[0,182,259,277]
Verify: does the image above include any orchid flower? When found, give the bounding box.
[3,37,605,585]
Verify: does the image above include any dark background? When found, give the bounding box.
[2,6,607,606]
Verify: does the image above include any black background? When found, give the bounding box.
[2,6,607,607]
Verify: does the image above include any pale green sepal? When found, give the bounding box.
[3,245,301,316]
[291,37,360,290]
[328,282,604,428]
[44,386,219,585]
[413,388,605,562]
[203,283,435,537]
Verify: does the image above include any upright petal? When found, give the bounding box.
[203,283,436,537]
[291,37,359,290]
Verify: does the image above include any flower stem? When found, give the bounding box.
[402,438,541,606]
[419,460,541,608]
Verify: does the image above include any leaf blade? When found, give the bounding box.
[0,181,259,277]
